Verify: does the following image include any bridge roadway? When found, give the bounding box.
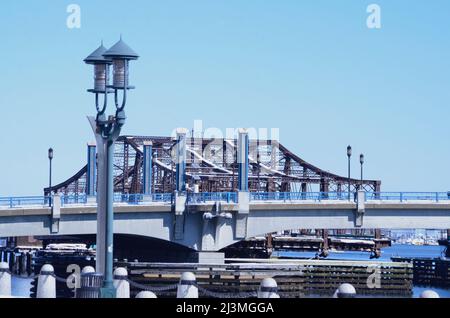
[1,192,450,252]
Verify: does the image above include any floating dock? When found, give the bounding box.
[392,257,450,288]
[120,259,413,298]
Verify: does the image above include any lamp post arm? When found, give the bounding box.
[95,93,108,116]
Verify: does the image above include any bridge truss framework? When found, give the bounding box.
[44,136,381,197]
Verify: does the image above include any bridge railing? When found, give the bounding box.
[0,196,51,208]
[365,192,450,202]
[1,192,449,209]
[61,194,88,205]
[187,192,238,204]
[250,192,350,202]
[113,193,173,204]
[250,192,450,203]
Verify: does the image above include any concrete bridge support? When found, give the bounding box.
[86,142,97,200]
[236,129,250,239]
[142,141,153,200]
[174,129,188,241]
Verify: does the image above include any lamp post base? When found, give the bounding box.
[100,286,117,298]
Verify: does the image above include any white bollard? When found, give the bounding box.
[333,283,356,298]
[420,290,440,298]
[113,267,130,298]
[82,266,95,274]
[177,272,198,298]
[0,262,11,297]
[37,264,56,298]
[136,291,157,298]
[258,277,279,298]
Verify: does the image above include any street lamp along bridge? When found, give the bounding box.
[83,37,139,298]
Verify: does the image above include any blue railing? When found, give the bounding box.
[365,192,450,202]
[113,193,173,205]
[61,194,88,206]
[187,192,238,204]
[0,196,51,208]
[250,192,351,202]
[1,192,449,208]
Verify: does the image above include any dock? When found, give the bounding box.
[119,259,413,298]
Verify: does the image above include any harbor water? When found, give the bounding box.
[10,245,450,298]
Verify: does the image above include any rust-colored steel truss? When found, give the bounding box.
[44,136,381,195]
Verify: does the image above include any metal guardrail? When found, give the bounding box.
[250,192,351,201]
[0,196,51,208]
[113,193,173,204]
[250,192,450,203]
[187,192,238,204]
[365,192,450,202]
[1,192,449,208]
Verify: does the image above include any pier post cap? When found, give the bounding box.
[180,272,196,283]
[260,277,278,288]
[136,291,157,298]
[0,262,8,269]
[113,267,128,277]
[40,264,54,273]
[420,290,440,298]
[176,128,189,136]
[143,140,153,146]
[81,266,96,274]
[336,283,356,298]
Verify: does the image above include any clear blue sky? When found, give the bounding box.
[1,1,449,196]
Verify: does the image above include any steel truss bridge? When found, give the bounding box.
[44,136,381,197]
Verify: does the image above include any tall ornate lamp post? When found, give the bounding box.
[84,38,139,298]
[360,154,364,187]
[347,145,352,200]
[48,148,53,206]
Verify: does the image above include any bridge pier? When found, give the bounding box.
[142,141,153,201]
[355,190,365,227]
[86,142,96,202]
[50,194,61,234]
[173,191,187,241]
[173,129,188,241]
[192,252,225,264]
[236,129,250,239]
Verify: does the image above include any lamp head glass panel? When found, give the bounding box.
[347,146,352,158]
[48,148,54,160]
[360,154,364,165]
[103,38,139,89]
[84,43,112,93]
[94,64,109,92]
[112,59,127,88]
